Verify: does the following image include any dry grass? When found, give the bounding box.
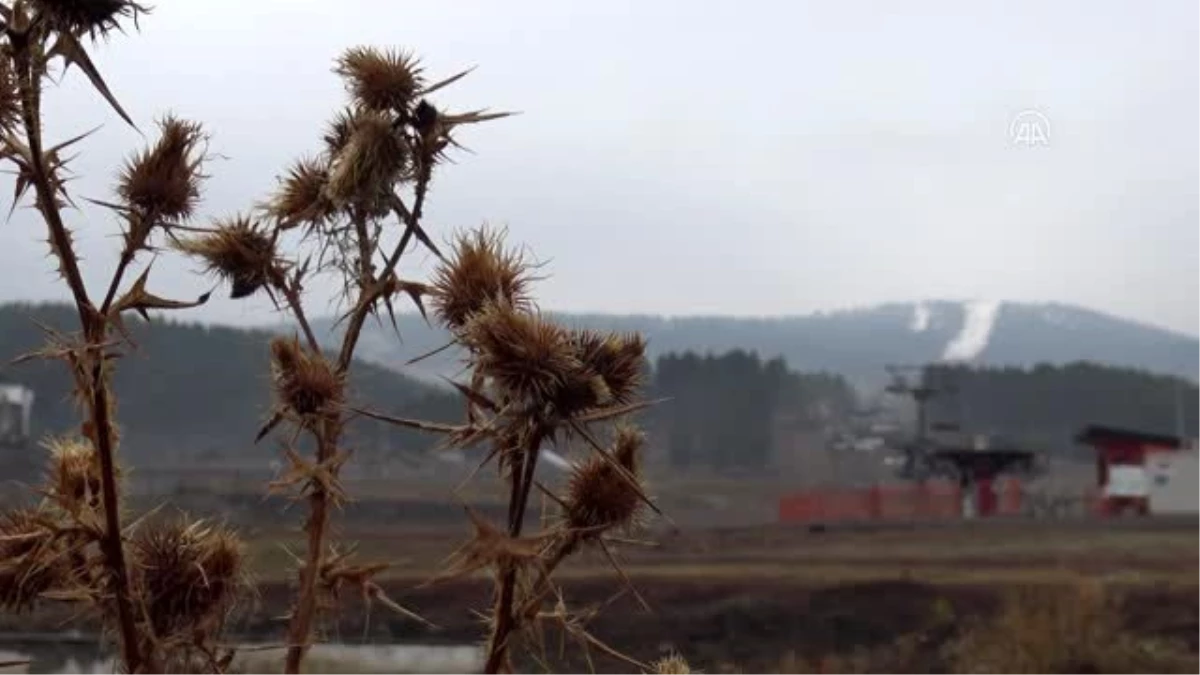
[758,579,1198,675]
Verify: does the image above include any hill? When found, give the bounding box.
[305,300,1199,390]
[0,303,460,470]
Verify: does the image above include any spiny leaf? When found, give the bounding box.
[405,340,455,366]
[254,410,284,443]
[442,376,499,412]
[575,398,669,424]
[387,192,442,261]
[417,65,477,96]
[111,265,211,321]
[440,109,518,127]
[46,31,136,129]
[347,406,463,434]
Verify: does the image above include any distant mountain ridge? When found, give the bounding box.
[303,300,1199,390]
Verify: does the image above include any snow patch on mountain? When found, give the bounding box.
[942,300,1002,362]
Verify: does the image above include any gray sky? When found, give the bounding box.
[2,0,1197,335]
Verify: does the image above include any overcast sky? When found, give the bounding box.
[2,0,1197,335]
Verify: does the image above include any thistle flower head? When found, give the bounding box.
[176,215,279,299]
[565,426,645,533]
[32,0,149,41]
[265,155,337,231]
[324,110,408,207]
[334,46,424,113]
[322,107,365,158]
[650,653,692,674]
[431,227,534,331]
[269,336,344,419]
[462,303,578,404]
[130,518,245,639]
[117,114,206,221]
[0,508,67,612]
[42,436,103,513]
[570,330,647,408]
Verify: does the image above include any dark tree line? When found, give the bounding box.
[0,303,461,467]
[923,361,1199,455]
[647,350,857,470]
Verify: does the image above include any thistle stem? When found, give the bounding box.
[284,421,336,673]
[12,34,147,674]
[484,428,545,673]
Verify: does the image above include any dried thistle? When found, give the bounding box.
[42,436,104,514]
[650,653,693,674]
[130,518,245,640]
[117,114,206,221]
[269,336,345,420]
[565,426,645,533]
[322,107,365,158]
[462,303,579,404]
[0,508,67,612]
[266,155,337,230]
[334,46,423,113]
[431,227,534,331]
[577,330,646,405]
[177,215,280,299]
[324,109,408,207]
[31,0,149,40]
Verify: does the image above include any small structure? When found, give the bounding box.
[929,436,1036,518]
[1075,425,1187,516]
[0,382,34,448]
[0,382,36,485]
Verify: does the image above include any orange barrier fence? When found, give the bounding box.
[778,479,1027,524]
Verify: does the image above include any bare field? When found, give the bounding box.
[243,514,1199,582]
[219,516,1199,672]
[4,486,1195,671]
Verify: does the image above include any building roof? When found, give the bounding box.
[1075,425,1183,449]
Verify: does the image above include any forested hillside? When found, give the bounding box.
[646,350,858,470]
[923,362,1199,455]
[0,303,459,466]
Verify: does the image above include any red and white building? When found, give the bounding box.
[1076,425,1198,516]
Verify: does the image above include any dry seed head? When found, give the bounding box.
[266,155,337,230]
[32,0,149,40]
[131,518,245,639]
[117,114,206,221]
[335,46,424,113]
[431,227,533,331]
[177,215,279,299]
[571,330,647,407]
[324,110,408,207]
[462,303,579,403]
[650,653,692,674]
[42,436,103,513]
[322,107,365,158]
[565,426,645,533]
[269,336,344,418]
[550,366,612,417]
[0,508,67,612]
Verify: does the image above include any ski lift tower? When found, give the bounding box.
[884,364,955,481]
